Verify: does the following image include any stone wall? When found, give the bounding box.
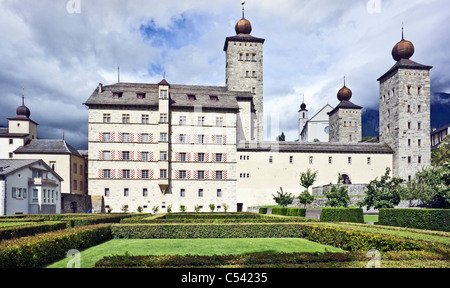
[61,193,94,214]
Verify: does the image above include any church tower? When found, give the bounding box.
[378,28,433,181]
[328,80,362,143]
[298,101,308,142]
[224,4,265,142]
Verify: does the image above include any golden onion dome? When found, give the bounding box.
[392,28,415,61]
[235,17,252,35]
[337,85,352,102]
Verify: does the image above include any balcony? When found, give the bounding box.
[28,178,58,187]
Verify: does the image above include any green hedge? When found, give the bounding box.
[320,208,364,223]
[0,224,112,268]
[111,223,429,252]
[64,214,133,227]
[259,208,268,214]
[0,222,67,241]
[163,213,262,220]
[378,209,450,232]
[271,208,307,217]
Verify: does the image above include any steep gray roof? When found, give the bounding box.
[237,141,393,154]
[14,140,82,157]
[328,100,363,116]
[84,82,253,111]
[0,159,63,181]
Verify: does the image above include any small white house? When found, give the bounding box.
[0,159,63,215]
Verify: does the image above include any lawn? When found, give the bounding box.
[46,238,346,268]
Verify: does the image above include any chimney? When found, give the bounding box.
[98,83,103,93]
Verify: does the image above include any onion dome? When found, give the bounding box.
[392,27,415,61]
[337,78,352,102]
[300,102,307,110]
[16,96,31,118]
[235,17,252,35]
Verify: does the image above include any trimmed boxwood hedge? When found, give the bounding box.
[111,223,430,252]
[320,208,364,223]
[378,209,450,232]
[271,208,307,217]
[0,224,112,268]
[0,222,67,241]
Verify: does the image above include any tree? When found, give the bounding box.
[179,205,187,212]
[431,135,450,166]
[324,184,350,207]
[137,206,143,213]
[358,168,404,210]
[297,190,315,208]
[222,203,229,212]
[272,187,294,208]
[300,169,318,192]
[209,204,216,212]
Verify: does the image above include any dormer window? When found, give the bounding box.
[112,92,123,98]
[160,90,168,99]
[136,93,146,99]
[210,95,219,102]
[188,94,196,101]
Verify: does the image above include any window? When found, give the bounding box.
[246,53,249,61]
[239,53,243,60]
[198,153,205,162]
[160,169,167,179]
[180,189,186,197]
[216,117,223,127]
[252,53,256,61]
[32,189,38,203]
[103,170,111,179]
[408,156,412,164]
[122,114,130,123]
[187,94,196,101]
[216,135,223,144]
[198,116,205,126]
[103,151,111,160]
[122,133,130,142]
[198,189,203,197]
[198,135,205,144]
[179,170,187,179]
[141,134,149,143]
[142,115,149,124]
[348,157,352,164]
[210,95,219,102]
[142,170,149,179]
[137,93,146,99]
[216,171,223,180]
[179,116,187,125]
[179,134,186,143]
[349,135,352,142]
[9,153,13,159]
[367,157,372,165]
[160,90,168,99]
[103,133,111,142]
[408,122,411,130]
[198,171,205,179]
[252,87,256,94]
[160,151,167,161]
[124,188,129,197]
[418,122,421,130]
[309,156,313,164]
[122,170,130,179]
[408,139,411,147]
[122,151,130,160]
[407,105,411,112]
[216,153,223,162]
[246,71,250,78]
[329,157,333,164]
[160,113,168,123]
[50,161,56,170]
[418,139,421,147]
[269,156,273,163]
[113,92,122,98]
[103,114,111,123]
[289,156,293,164]
[418,156,422,164]
[179,153,187,162]
[217,189,222,198]
[143,188,148,197]
[252,71,256,78]
[80,181,83,191]
[160,133,167,142]
[142,152,149,161]
[80,165,83,175]
[418,105,421,113]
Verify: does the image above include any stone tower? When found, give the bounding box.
[298,101,308,142]
[377,28,433,181]
[224,5,265,142]
[328,80,362,143]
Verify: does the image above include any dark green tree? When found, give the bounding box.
[300,169,318,192]
[297,190,315,208]
[273,187,294,208]
[324,184,350,207]
[358,168,405,210]
[431,135,450,166]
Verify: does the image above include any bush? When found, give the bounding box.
[0,222,67,241]
[320,208,364,223]
[271,208,307,217]
[378,209,450,232]
[0,224,112,268]
[259,208,268,214]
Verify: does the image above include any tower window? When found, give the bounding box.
[418,156,422,164]
[252,53,256,61]
[418,85,422,95]
[407,85,412,94]
[408,122,411,130]
[418,122,421,130]
[407,105,411,112]
[408,157,412,164]
[239,53,243,60]
[418,105,421,112]
[418,139,421,147]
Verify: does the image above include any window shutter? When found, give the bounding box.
[12,187,16,198]
[23,188,27,199]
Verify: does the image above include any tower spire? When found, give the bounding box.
[402,22,404,40]
[242,1,245,18]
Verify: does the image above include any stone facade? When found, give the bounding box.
[379,64,432,181]
[329,108,362,143]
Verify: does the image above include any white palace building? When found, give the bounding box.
[84,9,432,213]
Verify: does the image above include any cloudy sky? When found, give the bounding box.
[0,0,449,149]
